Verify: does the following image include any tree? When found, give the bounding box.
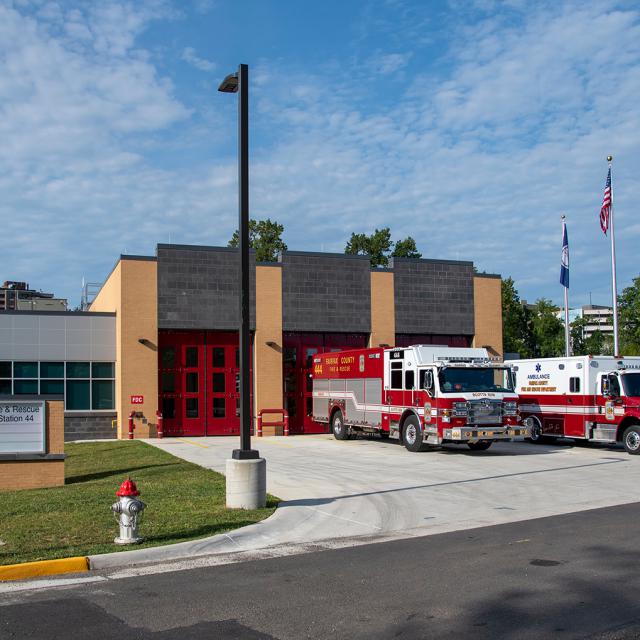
[228,218,287,262]
[345,227,421,267]
[530,298,564,357]
[618,276,640,355]
[501,277,534,357]
[392,236,421,259]
[570,316,588,355]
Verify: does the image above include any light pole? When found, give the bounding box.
[218,64,266,509]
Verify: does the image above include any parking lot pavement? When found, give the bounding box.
[92,436,624,558]
[83,435,638,571]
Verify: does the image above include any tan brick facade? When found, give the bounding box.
[472,275,503,357]
[0,400,65,490]
[369,271,395,348]
[91,257,158,438]
[254,265,284,436]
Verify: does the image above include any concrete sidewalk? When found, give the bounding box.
[89,435,639,571]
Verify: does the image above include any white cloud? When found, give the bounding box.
[1,0,639,312]
[181,46,216,72]
[368,51,412,75]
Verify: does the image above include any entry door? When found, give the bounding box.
[283,344,300,434]
[181,343,205,436]
[207,343,240,435]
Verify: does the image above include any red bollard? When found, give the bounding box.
[284,412,289,437]
[128,411,135,440]
[156,410,164,439]
[257,412,263,437]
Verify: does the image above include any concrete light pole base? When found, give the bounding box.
[226,457,267,509]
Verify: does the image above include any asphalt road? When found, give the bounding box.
[2,502,640,639]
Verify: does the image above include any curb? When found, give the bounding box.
[0,557,89,582]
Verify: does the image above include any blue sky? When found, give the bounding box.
[1,0,639,309]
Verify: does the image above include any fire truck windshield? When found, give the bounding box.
[437,367,514,393]
[621,373,640,397]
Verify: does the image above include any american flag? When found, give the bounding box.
[600,168,612,234]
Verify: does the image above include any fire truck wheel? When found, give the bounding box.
[331,410,350,440]
[623,425,640,455]
[467,440,492,451]
[526,416,546,444]
[402,416,424,452]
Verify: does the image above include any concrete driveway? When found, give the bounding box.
[89,435,638,571]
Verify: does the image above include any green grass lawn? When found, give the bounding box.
[0,441,278,565]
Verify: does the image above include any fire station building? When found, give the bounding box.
[0,244,503,440]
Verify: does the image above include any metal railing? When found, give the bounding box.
[256,409,289,437]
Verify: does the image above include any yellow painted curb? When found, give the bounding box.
[0,556,89,582]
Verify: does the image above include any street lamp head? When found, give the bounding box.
[218,73,239,93]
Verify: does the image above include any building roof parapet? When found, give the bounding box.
[0,310,115,317]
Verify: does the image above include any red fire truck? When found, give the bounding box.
[507,355,640,455]
[312,345,525,452]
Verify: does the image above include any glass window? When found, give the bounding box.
[235,373,240,393]
[212,348,225,368]
[40,362,64,378]
[14,380,38,394]
[92,362,114,378]
[284,347,296,366]
[162,398,175,419]
[161,372,175,393]
[405,370,415,390]
[306,397,313,417]
[306,373,313,393]
[305,348,318,369]
[66,380,90,410]
[391,370,403,389]
[41,380,64,395]
[92,380,114,410]
[235,348,239,368]
[213,398,225,418]
[14,362,38,378]
[185,347,198,368]
[67,362,90,378]
[186,398,199,418]
[0,380,11,395]
[213,373,225,393]
[285,371,297,392]
[569,377,581,393]
[186,372,199,393]
[0,362,11,378]
[235,399,240,417]
[161,347,175,368]
[286,395,297,418]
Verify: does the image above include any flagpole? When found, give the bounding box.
[562,215,570,357]
[608,155,620,356]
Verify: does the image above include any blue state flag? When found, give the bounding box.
[560,221,569,289]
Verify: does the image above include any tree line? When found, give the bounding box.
[503,276,640,357]
[228,219,420,266]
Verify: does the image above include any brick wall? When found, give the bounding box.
[392,258,475,336]
[64,413,117,441]
[282,252,371,332]
[157,245,256,330]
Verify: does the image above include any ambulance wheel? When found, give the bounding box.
[331,410,350,440]
[623,425,640,455]
[467,440,492,451]
[526,416,546,444]
[402,416,424,452]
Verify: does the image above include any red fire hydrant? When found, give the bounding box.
[128,411,135,440]
[111,478,146,545]
[156,410,164,439]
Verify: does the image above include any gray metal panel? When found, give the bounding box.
[364,378,382,427]
[345,378,365,423]
[281,252,371,332]
[0,314,116,362]
[157,244,256,330]
[392,258,475,336]
[312,378,329,421]
[330,379,345,394]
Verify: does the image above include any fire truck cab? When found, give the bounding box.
[507,355,640,455]
[312,345,525,452]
